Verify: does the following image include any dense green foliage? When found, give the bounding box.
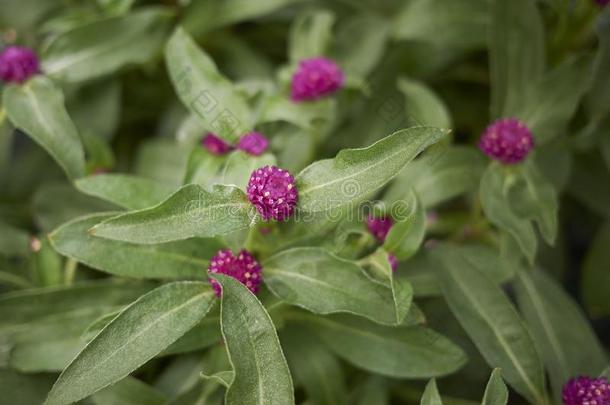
[0,0,609,404]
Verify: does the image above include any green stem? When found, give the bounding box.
[64,258,77,285]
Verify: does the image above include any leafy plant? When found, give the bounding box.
[0,1,609,404]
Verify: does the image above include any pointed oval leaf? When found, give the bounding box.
[482,369,509,405]
[165,27,251,142]
[432,244,547,404]
[515,268,608,400]
[480,163,537,263]
[91,184,255,244]
[212,274,294,405]
[3,76,85,179]
[296,127,448,213]
[295,313,467,378]
[75,174,174,210]
[49,213,223,279]
[263,247,411,326]
[383,190,426,260]
[42,8,173,83]
[420,379,443,405]
[45,281,215,405]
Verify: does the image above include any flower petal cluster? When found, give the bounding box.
[0,46,39,83]
[562,376,610,405]
[208,249,262,296]
[203,132,269,156]
[247,165,298,221]
[478,118,534,164]
[291,57,344,102]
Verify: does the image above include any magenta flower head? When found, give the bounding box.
[388,254,399,272]
[595,0,610,6]
[479,118,534,164]
[366,215,393,242]
[202,132,233,155]
[0,46,40,84]
[562,376,610,405]
[247,165,298,221]
[291,57,344,102]
[208,249,262,296]
[237,132,269,156]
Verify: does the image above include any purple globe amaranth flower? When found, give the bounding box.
[237,132,269,156]
[366,215,393,242]
[388,254,399,272]
[0,46,40,84]
[208,249,262,296]
[595,0,610,6]
[562,376,610,405]
[479,118,534,164]
[202,132,233,155]
[247,165,298,221]
[291,57,344,102]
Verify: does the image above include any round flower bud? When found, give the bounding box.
[478,118,534,164]
[366,215,393,242]
[208,249,262,296]
[247,165,298,221]
[202,132,233,155]
[562,376,610,405]
[388,254,399,272]
[291,57,344,102]
[237,132,269,156]
[0,46,40,84]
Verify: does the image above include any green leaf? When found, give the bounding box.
[163,311,221,355]
[589,11,610,120]
[220,151,277,190]
[582,222,610,316]
[482,369,508,405]
[0,369,55,405]
[32,181,117,232]
[281,326,348,405]
[0,280,151,331]
[420,379,443,405]
[397,77,451,128]
[200,371,235,388]
[296,127,448,213]
[332,15,389,78]
[0,221,30,256]
[75,174,174,210]
[514,55,593,144]
[42,8,173,83]
[354,376,389,405]
[91,377,167,405]
[183,146,226,186]
[489,0,545,118]
[432,244,546,404]
[515,268,608,400]
[91,184,255,244]
[383,190,426,260]
[212,273,295,405]
[263,247,411,325]
[294,313,467,378]
[258,95,335,131]
[165,27,251,142]
[10,337,86,373]
[49,213,221,279]
[182,0,304,37]
[365,247,414,325]
[394,0,489,50]
[135,139,192,188]
[45,281,215,405]
[3,76,85,179]
[507,161,559,245]
[385,146,486,208]
[480,163,537,263]
[289,10,335,62]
